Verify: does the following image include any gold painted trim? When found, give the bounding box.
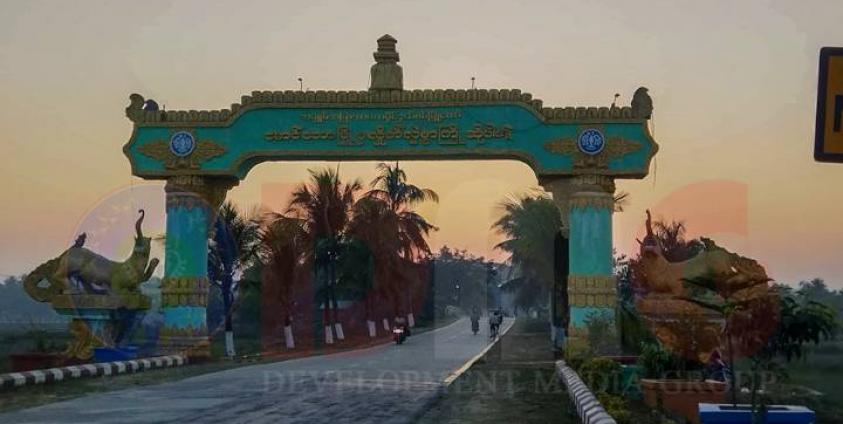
[569,193,615,210]
[161,276,210,307]
[568,275,617,307]
[137,129,227,170]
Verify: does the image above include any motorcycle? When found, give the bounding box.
[393,326,407,344]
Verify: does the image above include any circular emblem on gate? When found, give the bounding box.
[169,131,196,157]
[577,128,605,155]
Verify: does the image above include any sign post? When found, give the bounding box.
[815,47,843,162]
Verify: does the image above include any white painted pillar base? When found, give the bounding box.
[407,313,416,328]
[367,320,377,338]
[284,325,295,349]
[334,323,345,340]
[324,326,334,344]
[225,331,236,357]
[382,318,390,331]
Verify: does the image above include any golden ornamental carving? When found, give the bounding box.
[63,320,103,360]
[568,274,617,307]
[159,324,209,339]
[138,132,226,170]
[161,276,210,307]
[165,176,238,211]
[568,193,615,210]
[544,126,642,171]
[124,87,650,126]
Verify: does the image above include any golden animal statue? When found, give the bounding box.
[23,210,159,303]
[22,210,158,360]
[635,210,771,362]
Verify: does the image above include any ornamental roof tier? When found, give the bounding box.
[125,88,651,127]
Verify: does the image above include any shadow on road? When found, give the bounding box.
[415,317,576,424]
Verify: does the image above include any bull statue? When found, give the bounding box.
[22,210,159,360]
[24,210,160,303]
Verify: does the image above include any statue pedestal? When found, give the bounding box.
[52,294,150,361]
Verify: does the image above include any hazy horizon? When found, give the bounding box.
[2,0,843,288]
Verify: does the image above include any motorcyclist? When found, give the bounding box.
[393,316,410,344]
[394,316,410,336]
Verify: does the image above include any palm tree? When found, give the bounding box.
[208,201,259,357]
[613,191,630,212]
[256,215,307,349]
[285,167,362,343]
[347,197,400,334]
[492,193,563,313]
[364,162,438,325]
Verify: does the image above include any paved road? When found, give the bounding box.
[2,317,513,424]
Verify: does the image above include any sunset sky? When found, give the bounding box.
[1,1,842,288]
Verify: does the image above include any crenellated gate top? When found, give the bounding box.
[123,35,658,180]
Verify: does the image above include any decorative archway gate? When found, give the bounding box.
[123,35,658,354]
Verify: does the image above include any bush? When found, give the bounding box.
[598,393,632,424]
[565,342,591,372]
[585,310,620,355]
[579,357,623,395]
[638,342,681,379]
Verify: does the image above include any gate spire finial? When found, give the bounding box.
[369,34,403,91]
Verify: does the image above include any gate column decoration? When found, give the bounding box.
[566,174,617,349]
[160,176,237,355]
[122,35,657,355]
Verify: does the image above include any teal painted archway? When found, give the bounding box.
[123,35,658,354]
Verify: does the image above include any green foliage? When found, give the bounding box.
[765,295,838,362]
[579,357,622,395]
[794,279,843,329]
[638,342,681,379]
[491,193,562,311]
[564,343,591,372]
[431,247,503,313]
[617,303,655,354]
[584,310,619,355]
[597,394,632,424]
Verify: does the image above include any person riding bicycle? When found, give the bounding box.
[488,309,502,338]
[470,306,480,335]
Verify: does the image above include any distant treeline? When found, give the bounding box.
[778,278,843,331]
[0,276,66,324]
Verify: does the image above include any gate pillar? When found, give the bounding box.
[159,176,237,357]
[540,178,572,352]
[554,175,618,352]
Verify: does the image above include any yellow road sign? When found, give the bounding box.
[815,47,843,162]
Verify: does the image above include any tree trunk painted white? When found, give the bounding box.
[225,331,236,357]
[284,325,295,349]
[325,325,334,344]
[382,318,390,331]
[334,323,345,340]
[407,313,415,328]
[367,320,376,338]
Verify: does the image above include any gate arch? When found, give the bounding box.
[123,35,658,354]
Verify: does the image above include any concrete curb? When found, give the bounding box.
[0,355,188,390]
[556,359,617,424]
[442,318,514,386]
